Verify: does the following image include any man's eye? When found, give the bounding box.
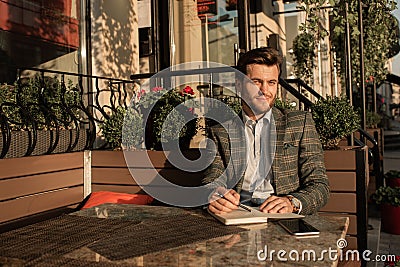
[268,81,277,86]
[252,80,261,84]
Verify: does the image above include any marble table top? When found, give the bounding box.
[0,204,349,266]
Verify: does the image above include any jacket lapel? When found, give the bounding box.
[224,117,246,191]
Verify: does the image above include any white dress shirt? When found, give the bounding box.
[242,110,275,201]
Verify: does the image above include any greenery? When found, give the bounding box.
[372,186,400,207]
[100,106,143,150]
[292,32,316,85]
[293,0,398,88]
[385,170,400,180]
[311,95,360,149]
[203,96,242,127]
[101,86,200,150]
[0,76,80,130]
[275,98,296,110]
[366,110,382,128]
[140,86,199,150]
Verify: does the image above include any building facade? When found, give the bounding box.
[0,0,350,103]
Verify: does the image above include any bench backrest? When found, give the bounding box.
[0,152,84,230]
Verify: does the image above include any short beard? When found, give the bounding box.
[241,95,276,118]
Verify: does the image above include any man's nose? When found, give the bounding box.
[260,83,270,95]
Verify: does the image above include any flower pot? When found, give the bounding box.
[381,203,400,235]
[386,178,400,188]
[0,129,88,158]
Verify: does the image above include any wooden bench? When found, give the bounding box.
[0,147,369,254]
[90,150,205,200]
[0,150,204,232]
[0,152,84,232]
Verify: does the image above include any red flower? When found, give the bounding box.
[137,89,146,98]
[151,86,164,92]
[183,86,195,95]
[384,255,400,267]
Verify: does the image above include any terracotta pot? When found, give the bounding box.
[386,178,400,188]
[381,203,400,235]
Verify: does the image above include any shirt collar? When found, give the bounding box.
[242,109,272,125]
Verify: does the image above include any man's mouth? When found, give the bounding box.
[255,96,269,101]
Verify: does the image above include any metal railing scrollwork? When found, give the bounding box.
[0,68,138,158]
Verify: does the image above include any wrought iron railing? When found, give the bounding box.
[279,77,384,185]
[0,68,137,158]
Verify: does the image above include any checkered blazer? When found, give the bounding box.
[202,107,330,215]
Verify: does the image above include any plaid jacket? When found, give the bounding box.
[202,107,330,215]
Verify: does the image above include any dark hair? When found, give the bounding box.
[236,47,283,76]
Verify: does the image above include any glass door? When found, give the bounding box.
[170,0,241,67]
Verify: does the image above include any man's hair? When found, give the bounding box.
[236,47,283,76]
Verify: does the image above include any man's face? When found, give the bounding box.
[241,64,279,118]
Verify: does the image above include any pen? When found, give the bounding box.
[215,192,252,212]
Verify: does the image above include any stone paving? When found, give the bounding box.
[367,150,400,267]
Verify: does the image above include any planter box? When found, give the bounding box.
[0,129,87,158]
[386,178,400,188]
[381,204,400,235]
[320,146,369,251]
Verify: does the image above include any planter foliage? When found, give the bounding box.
[101,86,200,151]
[312,95,360,149]
[384,170,400,188]
[100,106,143,150]
[0,76,86,157]
[0,76,80,130]
[372,186,400,207]
[385,170,400,180]
[274,98,296,110]
[366,110,382,129]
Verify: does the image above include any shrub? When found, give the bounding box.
[312,96,360,150]
[372,186,400,207]
[0,76,80,130]
[101,86,199,150]
[366,110,382,128]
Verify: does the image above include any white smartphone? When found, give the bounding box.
[278,219,320,236]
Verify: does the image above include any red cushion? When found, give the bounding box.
[80,191,154,209]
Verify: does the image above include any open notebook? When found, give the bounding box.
[208,205,304,225]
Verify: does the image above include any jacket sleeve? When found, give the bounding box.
[290,112,330,215]
[201,126,229,189]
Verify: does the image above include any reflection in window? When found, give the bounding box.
[171,0,238,66]
[0,0,80,83]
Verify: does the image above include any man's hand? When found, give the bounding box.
[208,188,240,214]
[259,195,293,213]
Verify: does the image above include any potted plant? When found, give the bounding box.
[101,86,200,151]
[372,186,400,235]
[383,255,400,267]
[366,110,382,129]
[385,170,400,188]
[312,95,371,251]
[100,106,143,150]
[274,98,296,110]
[311,95,361,150]
[0,76,84,158]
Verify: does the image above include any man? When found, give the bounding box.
[203,47,329,215]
